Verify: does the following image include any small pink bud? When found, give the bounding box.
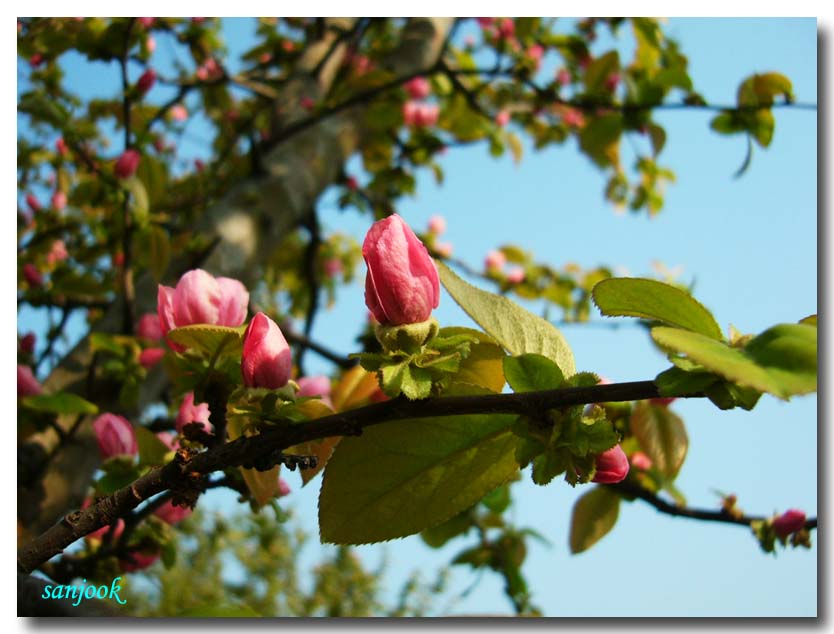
[176,392,212,434]
[137,313,163,341]
[418,103,439,127]
[300,96,315,111]
[297,375,332,408]
[145,36,156,53]
[363,214,440,326]
[506,266,525,284]
[498,18,515,39]
[156,431,179,451]
[51,190,67,211]
[556,68,571,86]
[154,499,192,525]
[630,451,653,471]
[194,158,205,173]
[346,175,359,191]
[55,137,68,156]
[241,313,292,389]
[170,104,188,122]
[120,550,159,572]
[435,242,453,258]
[136,68,157,95]
[495,109,511,127]
[402,100,420,126]
[138,17,155,29]
[526,44,544,69]
[17,364,42,397]
[427,215,447,235]
[405,76,431,100]
[23,263,43,287]
[215,276,250,326]
[476,17,494,28]
[139,347,165,368]
[29,53,44,68]
[259,52,272,64]
[282,40,295,52]
[485,250,506,272]
[562,107,585,128]
[46,240,68,265]
[191,17,206,24]
[604,72,620,92]
[278,478,291,497]
[324,258,343,278]
[592,445,630,484]
[93,413,138,459]
[20,332,36,355]
[351,54,372,75]
[113,251,125,267]
[773,509,806,538]
[26,194,41,213]
[115,149,141,179]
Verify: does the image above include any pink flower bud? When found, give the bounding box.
[402,100,420,126]
[115,149,141,179]
[55,137,68,156]
[405,76,431,100]
[604,72,620,92]
[650,396,677,407]
[51,190,67,211]
[145,36,156,53]
[630,451,653,471]
[139,347,165,368]
[191,17,205,25]
[215,277,249,326]
[17,364,42,397]
[526,44,544,69]
[20,332,36,355]
[26,194,41,213]
[23,263,43,288]
[194,158,205,173]
[241,313,292,389]
[562,107,585,128]
[176,392,212,434]
[485,250,506,272]
[172,269,222,326]
[297,375,333,408]
[113,251,125,267]
[435,242,453,258]
[282,40,295,52]
[476,17,494,28]
[556,68,571,86]
[427,216,446,236]
[498,18,515,39]
[278,478,291,497]
[137,312,163,341]
[324,258,343,278]
[417,103,439,127]
[592,445,630,484]
[138,17,155,29]
[506,266,525,284]
[29,53,44,68]
[351,54,372,75]
[154,499,192,525]
[136,68,157,95]
[46,240,68,266]
[346,175,358,191]
[92,413,138,459]
[495,109,511,127]
[773,509,806,538]
[259,52,272,64]
[363,213,440,326]
[120,550,159,572]
[170,104,188,122]
[300,96,315,111]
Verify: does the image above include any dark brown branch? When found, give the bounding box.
[609,480,818,531]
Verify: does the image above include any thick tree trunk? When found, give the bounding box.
[20,18,454,544]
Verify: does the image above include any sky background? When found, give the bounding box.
[16,17,818,617]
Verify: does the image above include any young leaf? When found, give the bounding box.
[330,365,381,411]
[167,324,247,359]
[569,486,620,554]
[135,426,171,466]
[592,278,723,340]
[437,261,575,377]
[503,353,565,393]
[319,387,520,545]
[439,327,506,393]
[421,511,473,548]
[21,393,99,415]
[630,402,688,481]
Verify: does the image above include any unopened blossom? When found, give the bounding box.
[17,364,42,397]
[405,76,431,100]
[55,137,68,156]
[346,175,359,191]
[170,104,188,122]
[324,258,343,278]
[363,214,440,326]
[20,332,36,355]
[630,451,653,471]
[592,445,630,484]
[138,17,155,28]
[176,392,212,434]
[485,250,506,272]
[138,347,165,368]
[92,413,138,459]
[51,190,67,211]
[556,68,571,86]
[427,215,447,235]
[145,36,156,53]
[435,242,453,258]
[506,266,526,284]
[136,313,163,341]
[773,509,807,538]
[278,479,291,497]
[23,263,43,288]
[495,109,511,127]
[115,149,140,179]
[26,194,41,213]
[46,240,68,265]
[136,68,156,95]
[154,499,192,525]
[297,375,333,408]
[241,313,292,389]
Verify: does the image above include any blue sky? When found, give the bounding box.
[17,18,817,616]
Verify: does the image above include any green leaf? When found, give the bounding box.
[578,113,623,168]
[399,364,433,400]
[481,482,512,514]
[503,354,565,393]
[654,366,718,396]
[167,324,246,359]
[583,51,620,93]
[630,401,688,480]
[651,324,816,400]
[437,261,575,377]
[146,225,171,282]
[569,486,620,554]
[592,277,723,340]
[421,511,473,548]
[440,328,506,393]
[135,426,171,466]
[319,386,519,544]
[22,393,99,415]
[123,176,150,227]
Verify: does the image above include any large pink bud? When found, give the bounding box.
[176,392,212,434]
[92,413,138,459]
[297,375,333,408]
[592,445,629,484]
[115,149,140,179]
[404,76,431,100]
[215,277,249,326]
[172,269,222,326]
[138,347,165,368]
[362,214,440,326]
[137,312,163,341]
[241,312,292,389]
[17,365,42,397]
[773,508,806,538]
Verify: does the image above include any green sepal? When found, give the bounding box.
[374,317,439,354]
